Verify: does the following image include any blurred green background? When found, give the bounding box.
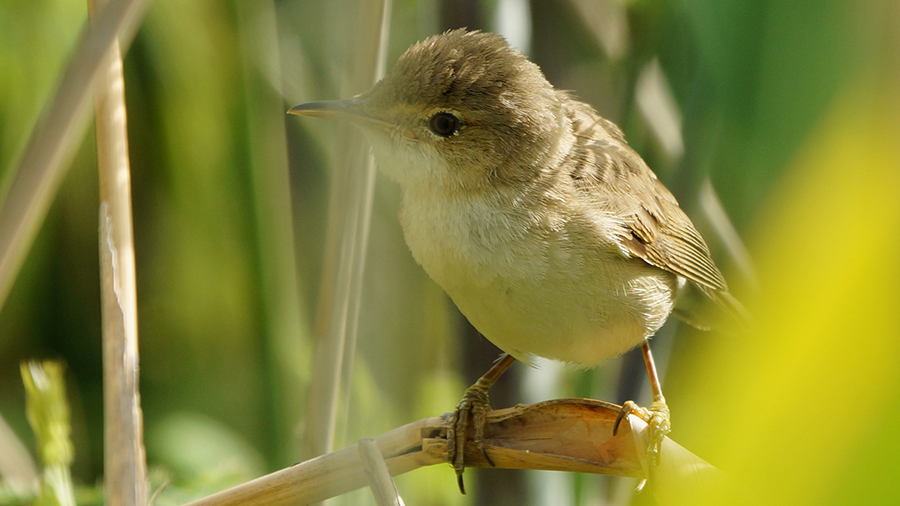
[1,0,899,505]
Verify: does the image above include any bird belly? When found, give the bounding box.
[444,258,676,367]
[399,186,677,368]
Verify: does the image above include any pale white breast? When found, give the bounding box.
[398,179,678,367]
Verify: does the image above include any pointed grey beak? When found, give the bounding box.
[288,98,364,119]
[288,98,396,133]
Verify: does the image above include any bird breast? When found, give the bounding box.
[397,179,678,367]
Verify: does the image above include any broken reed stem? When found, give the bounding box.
[183,399,658,506]
[89,0,148,505]
[0,0,151,311]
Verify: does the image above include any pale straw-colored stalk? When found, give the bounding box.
[301,0,392,463]
[0,0,151,311]
[88,0,148,505]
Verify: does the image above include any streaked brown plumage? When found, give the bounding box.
[290,28,742,489]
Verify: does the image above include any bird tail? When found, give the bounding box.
[672,282,751,333]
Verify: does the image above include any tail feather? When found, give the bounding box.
[672,281,750,333]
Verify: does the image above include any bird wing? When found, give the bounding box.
[568,108,728,293]
[617,174,728,292]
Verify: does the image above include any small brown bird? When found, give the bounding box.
[290,29,742,491]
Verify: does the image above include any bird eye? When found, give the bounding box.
[428,112,460,137]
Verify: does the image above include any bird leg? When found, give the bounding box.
[614,339,671,468]
[447,353,516,494]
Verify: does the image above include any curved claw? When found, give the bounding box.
[614,400,671,467]
[645,400,671,467]
[447,383,493,494]
[445,354,515,494]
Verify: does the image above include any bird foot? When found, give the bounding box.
[446,383,494,494]
[614,399,671,468]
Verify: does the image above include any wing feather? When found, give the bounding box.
[568,104,729,294]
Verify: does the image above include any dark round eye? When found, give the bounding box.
[428,112,460,137]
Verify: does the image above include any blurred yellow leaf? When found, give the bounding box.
[681,76,900,505]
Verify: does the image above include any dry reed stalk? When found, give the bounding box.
[89,0,148,505]
[0,0,150,311]
[180,399,727,506]
[301,0,392,462]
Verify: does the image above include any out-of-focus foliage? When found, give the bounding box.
[682,78,900,506]
[1,0,898,505]
[22,361,75,506]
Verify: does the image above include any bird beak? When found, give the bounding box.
[288,98,363,118]
[288,98,395,132]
